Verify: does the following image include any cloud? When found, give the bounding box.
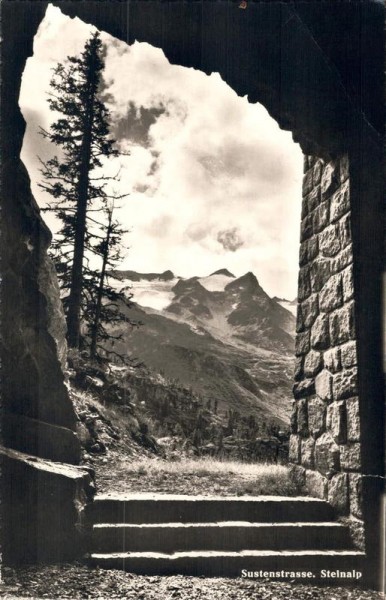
[111,102,166,147]
[217,228,244,252]
[185,222,213,243]
[19,6,304,298]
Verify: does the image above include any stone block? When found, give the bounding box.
[332,368,358,400]
[3,412,81,465]
[319,273,343,312]
[342,265,354,301]
[331,244,353,274]
[319,224,341,257]
[295,305,304,334]
[300,214,313,242]
[310,314,330,350]
[315,432,340,476]
[298,266,311,300]
[346,397,360,441]
[290,402,297,433]
[340,341,357,368]
[299,236,318,267]
[307,397,326,437]
[296,294,319,332]
[297,398,308,436]
[312,202,329,233]
[293,378,315,400]
[304,350,323,377]
[289,434,300,463]
[349,473,363,519]
[329,301,355,345]
[340,443,361,471]
[299,241,307,266]
[294,356,304,381]
[315,369,333,401]
[295,330,310,356]
[302,167,314,196]
[324,347,341,373]
[305,469,328,500]
[310,259,331,293]
[304,187,320,216]
[1,446,95,565]
[301,198,308,220]
[328,473,349,514]
[312,161,323,186]
[327,400,346,444]
[348,517,365,551]
[301,437,315,468]
[321,161,339,200]
[308,237,319,261]
[289,465,306,493]
[339,213,352,247]
[330,180,350,222]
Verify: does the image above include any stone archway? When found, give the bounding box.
[1,0,384,588]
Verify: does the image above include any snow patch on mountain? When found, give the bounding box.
[108,274,178,311]
[198,273,236,292]
[130,280,178,310]
[273,297,298,317]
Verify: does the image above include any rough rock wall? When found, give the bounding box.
[1,160,81,461]
[1,0,94,565]
[290,155,364,548]
[1,446,95,565]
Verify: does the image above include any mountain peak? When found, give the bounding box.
[160,270,175,281]
[225,271,263,294]
[172,276,202,295]
[210,268,235,278]
[244,271,258,282]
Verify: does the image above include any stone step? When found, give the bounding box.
[88,494,335,524]
[90,549,365,577]
[92,521,351,553]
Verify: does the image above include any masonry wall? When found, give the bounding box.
[290,154,364,549]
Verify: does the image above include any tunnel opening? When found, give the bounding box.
[1,0,384,590]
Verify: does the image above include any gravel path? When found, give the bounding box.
[0,564,384,600]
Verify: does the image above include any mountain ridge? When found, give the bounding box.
[109,268,296,427]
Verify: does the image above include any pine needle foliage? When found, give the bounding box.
[39,32,138,362]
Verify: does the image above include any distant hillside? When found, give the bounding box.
[112,269,175,282]
[107,269,296,427]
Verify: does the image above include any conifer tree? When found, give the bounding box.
[39,31,135,358]
[86,202,136,362]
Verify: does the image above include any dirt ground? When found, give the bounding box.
[1,564,384,600]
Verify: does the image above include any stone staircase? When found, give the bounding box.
[87,494,365,577]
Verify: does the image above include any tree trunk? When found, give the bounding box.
[90,209,113,358]
[66,82,96,348]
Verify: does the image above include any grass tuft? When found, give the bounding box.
[96,455,302,497]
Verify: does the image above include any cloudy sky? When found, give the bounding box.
[19,4,303,299]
